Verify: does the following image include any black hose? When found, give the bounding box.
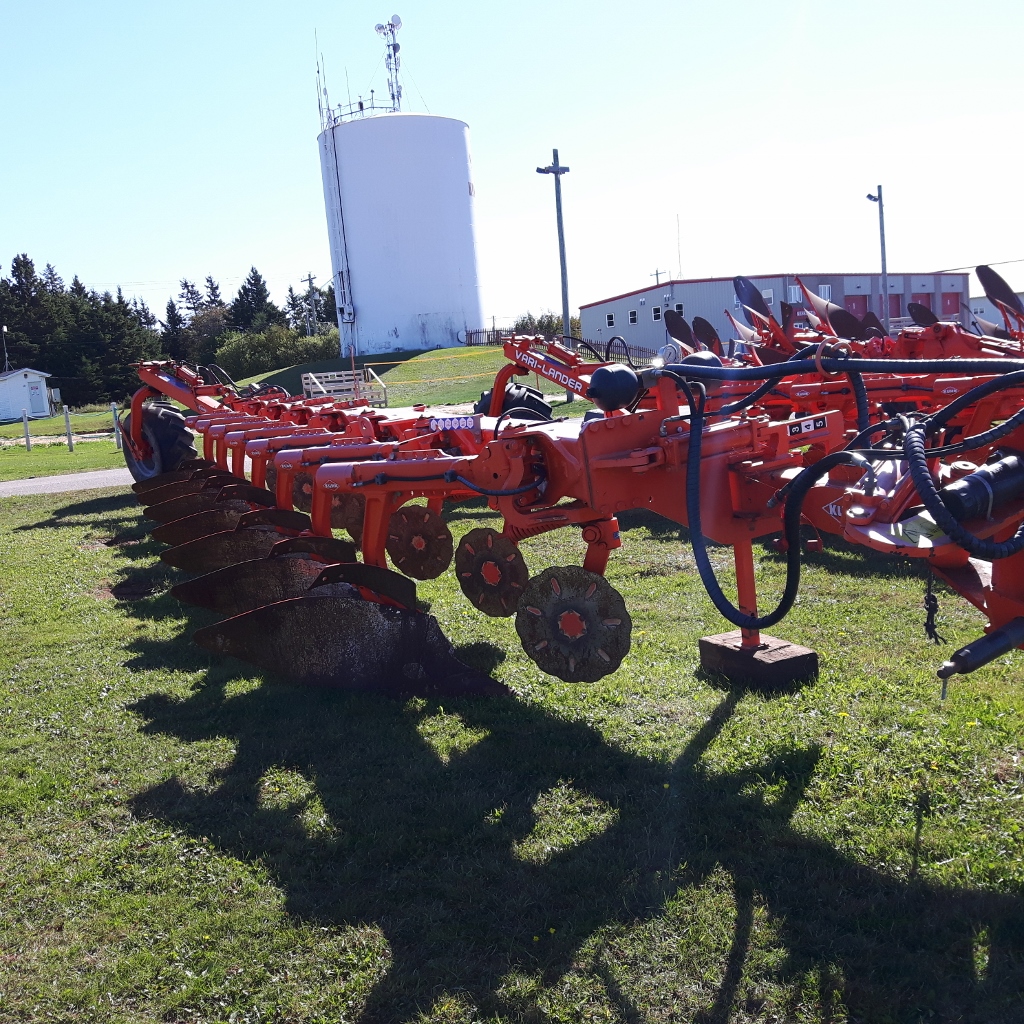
[492,407,555,440]
[604,336,637,369]
[445,469,545,497]
[904,425,1024,560]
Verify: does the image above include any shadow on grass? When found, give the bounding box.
[34,492,1024,1018]
[127,670,1024,1023]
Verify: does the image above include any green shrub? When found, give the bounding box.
[214,326,339,380]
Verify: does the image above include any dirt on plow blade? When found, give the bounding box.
[193,596,507,697]
[143,484,275,524]
[150,507,311,548]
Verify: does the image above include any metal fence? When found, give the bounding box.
[463,330,658,367]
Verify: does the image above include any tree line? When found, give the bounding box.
[0,255,340,407]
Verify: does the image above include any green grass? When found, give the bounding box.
[241,347,590,412]
[0,439,126,481]
[0,409,118,439]
[2,489,1024,1022]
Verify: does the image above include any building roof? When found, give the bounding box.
[0,368,51,381]
[579,271,969,309]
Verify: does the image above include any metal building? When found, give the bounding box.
[580,271,971,351]
[0,368,51,423]
[317,17,483,356]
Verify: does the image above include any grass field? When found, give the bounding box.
[244,347,593,413]
[0,439,126,482]
[2,486,1023,1022]
[0,408,118,440]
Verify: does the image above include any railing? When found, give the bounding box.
[302,369,388,407]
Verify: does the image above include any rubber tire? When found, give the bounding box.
[122,403,198,483]
[473,382,552,421]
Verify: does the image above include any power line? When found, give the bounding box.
[933,258,1024,273]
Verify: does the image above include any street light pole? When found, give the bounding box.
[867,186,889,334]
[537,149,572,343]
[1,325,9,373]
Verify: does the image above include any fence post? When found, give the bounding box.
[64,405,74,452]
[111,403,122,449]
[22,409,31,452]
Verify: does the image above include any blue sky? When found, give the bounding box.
[2,0,1022,324]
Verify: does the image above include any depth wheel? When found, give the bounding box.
[455,527,529,617]
[122,403,198,483]
[386,505,453,580]
[515,566,631,682]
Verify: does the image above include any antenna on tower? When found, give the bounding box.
[375,14,403,112]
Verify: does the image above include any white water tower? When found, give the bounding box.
[317,16,483,355]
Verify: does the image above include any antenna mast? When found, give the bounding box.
[375,15,403,112]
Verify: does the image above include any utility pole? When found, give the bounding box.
[867,187,889,334]
[650,269,667,286]
[301,272,318,337]
[1,325,9,373]
[537,149,573,400]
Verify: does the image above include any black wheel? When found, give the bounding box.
[473,382,552,420]
[122,403,197,483]
[515,566,631,682]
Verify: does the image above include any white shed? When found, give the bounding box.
[0,368,52,422]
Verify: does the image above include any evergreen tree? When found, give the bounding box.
[43,264,64,293]
[322,282,337,327]
[179,279,204,317]
[229,267,283,332]
[285,286,310,332]
[204,275,225,308]
[162,299,188,360]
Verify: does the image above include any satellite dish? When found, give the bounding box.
[393,42,400,52]
[391,14,402,28]
[375,23,386,32]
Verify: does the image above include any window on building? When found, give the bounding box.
[628,310,638,325]
[761,289,774,306]
[606,313,615,328]
[674,303,683,313]
[787,285,802,304]
[652,306,662,321]
[818,285,832,301]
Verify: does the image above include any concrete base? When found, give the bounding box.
[699,631,818,688]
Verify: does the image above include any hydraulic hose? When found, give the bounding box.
[683,384,876,630]
[904,425,1024,560]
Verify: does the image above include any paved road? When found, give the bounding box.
[0,467,133,498]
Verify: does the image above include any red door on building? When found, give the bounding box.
[911,293,932,311]
[887,294,902,319]
[941,292,960,317]
[845,295,868,318]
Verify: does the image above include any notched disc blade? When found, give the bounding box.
[291,469,366,536]
[171,556,328,616]
[161,527,284,573]
[455,527,529,617]
[150,508,244,546]
[515,565,632,683]
[193,597,506,696]
[385,505,454,580]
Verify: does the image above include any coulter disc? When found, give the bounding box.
[515,565,632,683]
[386,505,454,580]
[291,469,366,537]
[455,527,529,617]
[193,597,506,696]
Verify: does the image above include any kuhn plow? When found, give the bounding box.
[121,266,1024,693]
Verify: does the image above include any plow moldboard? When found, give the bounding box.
[161,528,288,573]
[171,556,329,616]
[193,597,506,696]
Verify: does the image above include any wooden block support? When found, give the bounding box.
[699,630,818,687]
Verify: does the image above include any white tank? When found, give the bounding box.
[318,112,483,355]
